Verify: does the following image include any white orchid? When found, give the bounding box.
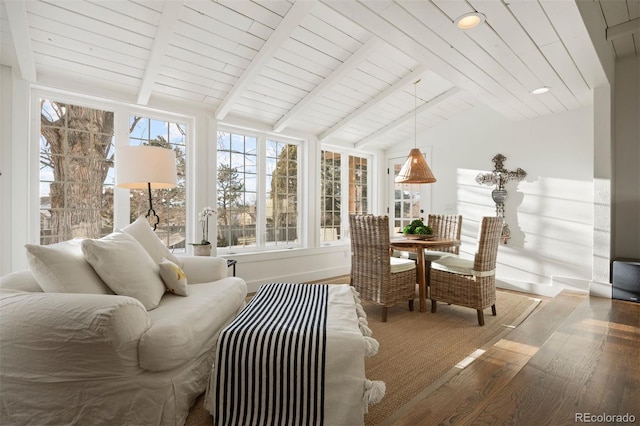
[198,206,216,244]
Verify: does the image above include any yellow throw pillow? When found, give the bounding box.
[158,259,188,297]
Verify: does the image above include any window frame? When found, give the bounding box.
[319,145,373,246]
[27,88,377,260]
[216,125,303,254]
[31,88,194,251]
[127,113,189,252]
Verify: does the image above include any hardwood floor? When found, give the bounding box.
[392,291,640,425]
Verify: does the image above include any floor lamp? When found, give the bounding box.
[116,145,177,230]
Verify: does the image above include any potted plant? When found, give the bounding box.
[402,219,434,240]
[191,206,215,256]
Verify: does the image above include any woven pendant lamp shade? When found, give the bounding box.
[395,148,437,184]
[394,79,437,184]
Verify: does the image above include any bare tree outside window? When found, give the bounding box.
[267,141,298,246]
[216,163,244,247]
[216,131,300,250]
[39,100,187,249]
[40,101,114,244]
[216,131,256,249]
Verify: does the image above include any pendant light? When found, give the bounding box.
[394,79,437,184]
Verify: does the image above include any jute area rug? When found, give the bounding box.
[362,290,539,425]
[185,288,539,426]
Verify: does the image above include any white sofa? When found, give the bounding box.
[0,219,247,426]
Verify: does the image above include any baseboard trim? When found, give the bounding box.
[497,275,590,297]
[244,265,351,293]
[589,280,612,298]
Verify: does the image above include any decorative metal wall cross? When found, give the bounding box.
[475,154,527,244]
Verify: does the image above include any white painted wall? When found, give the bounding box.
[0,66,32,273]
[613,55,640,260]
[220,245,351,293]
[392,105,595,296]
[0,65,11,273]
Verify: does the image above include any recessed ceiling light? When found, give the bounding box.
[531,86,550,95]
[454,12,486,30]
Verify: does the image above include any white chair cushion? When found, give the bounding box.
[389,256,416,273]
[392,250,417,260]
[81,232,167,310]
[431,256,495,277]
[423,250,455,262]
[431,256,474,275]
[25,239,113,294]
[158,259,188,296]
[121,216,183,267]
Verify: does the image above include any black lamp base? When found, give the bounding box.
[145,182,160,231]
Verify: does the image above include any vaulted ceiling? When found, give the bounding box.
[1,1,637,151]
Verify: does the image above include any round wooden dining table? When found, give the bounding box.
[389,237,461,312]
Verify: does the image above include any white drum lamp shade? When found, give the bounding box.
[116,145,177,189]
[116,145,177,230]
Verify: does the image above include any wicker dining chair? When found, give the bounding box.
[424,214,463,261]
[349,214,416,322]
[429,216,503,326]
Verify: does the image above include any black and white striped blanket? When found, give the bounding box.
[213,283,328,426]
[206,283,385,426]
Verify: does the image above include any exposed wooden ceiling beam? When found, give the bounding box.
[215,0,315,121]
[354,86,460,149]
[4,0,36,82]
[324,0,523,122]
[272,36,382,133]
[540,0,607,96]
[137,1,184,105]
[606,17,640,41]
[319,65,427,142]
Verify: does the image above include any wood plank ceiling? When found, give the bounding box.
[1,0,637,151]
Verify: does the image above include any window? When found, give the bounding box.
[349,155,368,215]
[217,130,300,251]
[38,98,187,251]
[320,150,370,243]
[392,163,422,234]
[320,150,342,242]
[39,100,115,244]
[129,116,187,251]
[266,140,298,246]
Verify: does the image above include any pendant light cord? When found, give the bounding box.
[414,79,420,148]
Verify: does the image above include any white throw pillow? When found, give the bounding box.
[122,216,183,267]
[25,239,113,294]
[158,259,188,297]
[81,232,166,310]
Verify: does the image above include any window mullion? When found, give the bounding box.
[113,106,131,230]
[341,155,350,240]
[256,135,266,248]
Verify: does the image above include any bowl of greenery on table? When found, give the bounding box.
[402,219,435,240]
